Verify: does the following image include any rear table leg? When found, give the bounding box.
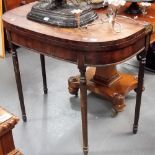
[40,54,48,94]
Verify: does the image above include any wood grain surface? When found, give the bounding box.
[2,2,151,66]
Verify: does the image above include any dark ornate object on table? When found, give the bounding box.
[125,1,153,14]
[27,0,98,27]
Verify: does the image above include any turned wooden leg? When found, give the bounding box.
[40,54,48,94]
[133,33,150,134]
[78,55,88,155]
[133,52,145,134]
[79,67,88,155]
[12,44,27,122]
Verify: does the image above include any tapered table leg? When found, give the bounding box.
[133,52,145,134]
[40,54,48,94]
[78,54,88,155]
[133,33,150,134]
[79,66,88,155]
[12,44,27,122]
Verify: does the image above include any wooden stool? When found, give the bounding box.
[0,107,23,155]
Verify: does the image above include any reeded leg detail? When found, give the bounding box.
[133,53,146,134]
[78,55,88,155]
[40,54,48,94]
[79,67,88,155]
[12,44,27,122]
[133,32,151,134]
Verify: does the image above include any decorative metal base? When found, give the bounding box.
[27,2,98,28]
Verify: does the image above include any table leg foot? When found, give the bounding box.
[44,88,48,94]
[83,147,88,155]
[22,115,27,122]
[112,93,126,113]
[111,108,118,117]
[68,76,79,96]
[133,124,138,134]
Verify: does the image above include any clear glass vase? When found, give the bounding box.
[107,4,121,33]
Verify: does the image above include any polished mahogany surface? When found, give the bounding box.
[121,2,155,42]
[2,2,150,66]
[2,2,152,154]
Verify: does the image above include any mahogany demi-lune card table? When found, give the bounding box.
[2,2,152,155]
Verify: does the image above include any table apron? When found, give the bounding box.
[10,32,145,66]
[9,30,145,66]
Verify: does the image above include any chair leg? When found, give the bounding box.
[12,44,27,122]
[40,54,48,94]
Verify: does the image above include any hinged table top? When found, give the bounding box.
[2,2,151,47]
